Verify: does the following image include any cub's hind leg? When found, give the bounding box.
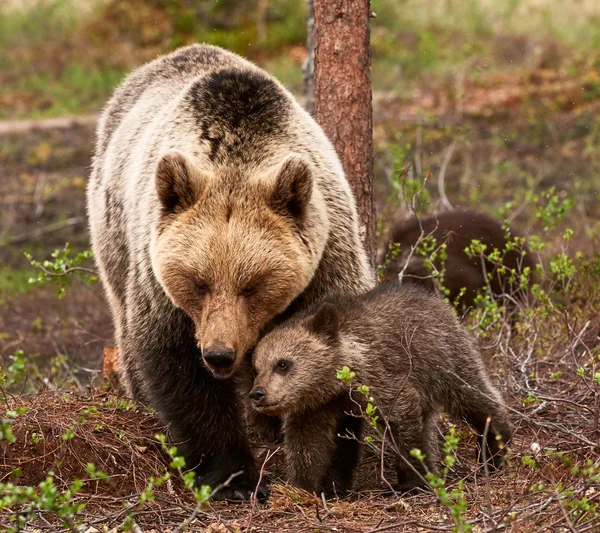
[388,388,438,492]
[449,359,513,471]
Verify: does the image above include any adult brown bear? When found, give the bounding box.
[87,44,373,499]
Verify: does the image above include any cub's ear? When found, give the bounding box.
[270,154,313,219]
[308,302,339,344]
[156,152,204,214]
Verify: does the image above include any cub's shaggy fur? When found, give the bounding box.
[379,210,536,308]
[250,284,512,496]
[87,44,373,499]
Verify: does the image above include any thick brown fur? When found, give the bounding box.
[379,210,537,309]
[87,45,373,499]
[250,284,512,496]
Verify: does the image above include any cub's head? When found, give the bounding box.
[151,151,329,379]
[250,303,344,416]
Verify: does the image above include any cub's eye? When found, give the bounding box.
[274,360,292,373]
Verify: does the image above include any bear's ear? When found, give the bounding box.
[156,152,204,214]
[270,154,313,219]
[308,302,339,344]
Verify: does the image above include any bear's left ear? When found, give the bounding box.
[308,302,339,344]
[156,151,205,215]
[270,154,313,219]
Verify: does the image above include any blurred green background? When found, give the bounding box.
[2,0,600,119]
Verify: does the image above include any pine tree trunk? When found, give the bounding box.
[313,0,375,267]
[302,0,315,116]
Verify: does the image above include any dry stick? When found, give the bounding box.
[506,197,532,224]
[246,447,281,530]
[320,492,330,521]
[367,520,454,533]
[0,114,100,136]
[534,395,596,416]
[564,316,595,395]
[378,423,397,496]
[376,405,433,494]
[437,140,456,211]
[415,124,423,178]
[33,171,47,218]
[480,416,498,533]
[513,495,562,529]
[57,325,102,374]
[397,174,440,286]
[594,392,600,441]
[555,489,578,533]
[50,338,86,395]
[171,470,243,533]
[2,216,85,246]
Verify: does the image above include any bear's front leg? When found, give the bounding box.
[125,309,266,501]
[283,405,348,496]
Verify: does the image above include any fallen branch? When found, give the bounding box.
[2,216,85,246]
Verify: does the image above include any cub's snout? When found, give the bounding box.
[249,387,267,405]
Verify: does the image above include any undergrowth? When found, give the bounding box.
[3,165,598,530]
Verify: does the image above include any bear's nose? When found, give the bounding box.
[249,387,267,404]
[203,347,236,369]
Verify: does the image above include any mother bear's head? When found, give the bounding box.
[151,150,329,378]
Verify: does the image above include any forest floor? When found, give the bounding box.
[2,0,600,531]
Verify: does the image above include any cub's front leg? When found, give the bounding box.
[283,405,346,495]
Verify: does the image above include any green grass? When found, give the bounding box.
[0,266,36,304]
[370,0,600,93]
[11,64,125,119]
[0,0,82,48]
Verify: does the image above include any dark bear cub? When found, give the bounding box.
[380,209,537,309]
[250,284,512,496]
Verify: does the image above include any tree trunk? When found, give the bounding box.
[313,0,375,267]
[302,0,315,116]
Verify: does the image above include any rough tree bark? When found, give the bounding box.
[302,0,315,116]
[313,0,376,267]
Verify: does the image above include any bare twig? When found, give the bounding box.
[33,171,47,218]
[2,216,85,246]
[437,140,456,211]
[245,447,280,530]
[171,471,243,533]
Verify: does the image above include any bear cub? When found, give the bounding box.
[250,283,512,496]
[379,209,537,309]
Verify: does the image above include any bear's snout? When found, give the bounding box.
[203,345,236,374]
[249,387,267,405]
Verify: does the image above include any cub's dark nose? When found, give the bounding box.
[249,387,267,404]
[203,347,236,369]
